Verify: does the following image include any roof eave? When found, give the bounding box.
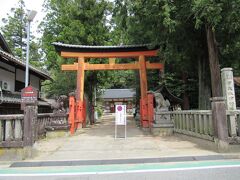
[0,49,52,81]
[52,42,159,53]
[0,33,13,54]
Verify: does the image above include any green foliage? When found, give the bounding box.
[1,0,26,59]
[0,0,43,68]
[112,0,240,108]
[43,72,76,97]
[191,0,240,73]
[112,0,201,107]
[192,0,223,29]
[95,104,103,118]
[2,0,237,109]
[40,0,112,97]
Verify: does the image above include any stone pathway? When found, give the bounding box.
[31,114,218,161]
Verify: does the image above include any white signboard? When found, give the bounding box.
[115,105,127,139]
[115,105,126,125]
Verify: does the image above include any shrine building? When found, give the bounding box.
[101,89,135,113]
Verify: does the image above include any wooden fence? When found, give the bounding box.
[0,114,24,147]
[0,113,68,148]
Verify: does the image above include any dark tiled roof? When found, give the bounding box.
[101,89,135,99]
[52,42,159,53]
[0,33,12,54]
[0,49,51,80]
[0,91,50,106]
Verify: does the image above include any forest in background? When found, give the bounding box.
[1,0,240,110]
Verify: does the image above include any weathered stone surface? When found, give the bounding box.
[14,119,22,140]
[46,130,69,139]
[221,68,237,137]
[211,97,228,141]
[154,114,172,125]
[215,139,229,153]
[221,68,236,110]
[151,127,173,136]
[0,146,34,161]
[152,92,174,136]
[5,120,13,141]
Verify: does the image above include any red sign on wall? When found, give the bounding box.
[21,85,38,104]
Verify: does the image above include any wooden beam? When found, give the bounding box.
[146,61,164,70]
[62,64,78,71]
[85,62,139,70]
[61,50,158,58]
[62,62,164,71]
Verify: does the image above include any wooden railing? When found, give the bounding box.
[44,113,69,131]
[157,110,240,142]
[0,114,24,147]
[227,110,240,143]
[0,113,68,148]
[169,110,214,141]
[36,113,52,139]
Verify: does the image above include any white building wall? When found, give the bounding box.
[0,68,15,92]
[1,62,41,92]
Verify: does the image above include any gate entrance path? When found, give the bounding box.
[32,114,217,161]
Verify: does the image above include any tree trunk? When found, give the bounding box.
[182,72,190,110]
[198,56,211,109]
[135,70,140,107]
[205,25,222,97]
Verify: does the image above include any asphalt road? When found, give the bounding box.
[1,160,240,180]
[1,166,240,180]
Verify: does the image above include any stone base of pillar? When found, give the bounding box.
[151,113,174,136]
[141,127,151,133]
[151,126,174,136]
[214,138,229,153]
[211,97,228,142]
[0,146,35,161]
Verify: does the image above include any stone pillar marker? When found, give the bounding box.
[211,97,228,139]
[21,86,38,146]
[221,68,237,136]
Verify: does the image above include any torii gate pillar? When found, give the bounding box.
[139,55,149,128]
[76,58,86,128]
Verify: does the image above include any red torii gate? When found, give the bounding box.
[53,42,164,133]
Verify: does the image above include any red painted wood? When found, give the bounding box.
[140,98,149,128]
[62,62,164,71]
[61,50,158,58]
[76,101,84,124]
[147,93,154,128]
[82,100,87,128]
[69,96,75,134]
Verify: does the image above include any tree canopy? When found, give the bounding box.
[1,0,42,65]
[1,0,239,109]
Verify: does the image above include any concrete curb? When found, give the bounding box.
[10,154,240,168]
